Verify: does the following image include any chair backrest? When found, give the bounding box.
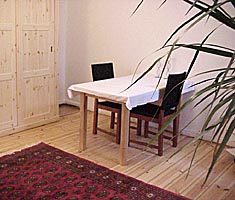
[91,62,114,81]
[161,72,186,110]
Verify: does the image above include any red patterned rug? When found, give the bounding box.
[0,143,190,200]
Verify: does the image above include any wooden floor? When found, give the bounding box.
[1,104,235,200]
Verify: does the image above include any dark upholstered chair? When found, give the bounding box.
[91,63,121,144]
[130,72,186,156]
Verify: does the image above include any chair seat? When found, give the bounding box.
[98,101,122,109]
[131,103,175,118]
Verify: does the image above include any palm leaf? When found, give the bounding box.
[163,11,203,47]
[203,109,235,185]
[165,43,233,57]
[183,0,235,30]
[132,0,235,185]
[131,0,144,16]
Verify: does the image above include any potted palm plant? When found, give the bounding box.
[131,0,235,184]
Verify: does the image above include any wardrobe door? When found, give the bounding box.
[0,0,17,131]
[16,0,58,126]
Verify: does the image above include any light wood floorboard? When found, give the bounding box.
[0,105,234,200]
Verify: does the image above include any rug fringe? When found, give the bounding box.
[0,142,42,157]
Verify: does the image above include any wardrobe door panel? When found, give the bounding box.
[0,0,17,131]
[16,0,57,126]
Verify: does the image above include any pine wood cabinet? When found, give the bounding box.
[0,0,17,132]
[0,0,59,136]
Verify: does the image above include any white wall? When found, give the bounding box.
[59,0,235,138]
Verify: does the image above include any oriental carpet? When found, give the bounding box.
[0,143,190,200]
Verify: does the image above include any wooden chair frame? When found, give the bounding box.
[130,104,180,156]
[91,63,121,144]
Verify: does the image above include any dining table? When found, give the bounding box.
[67,74,194,166]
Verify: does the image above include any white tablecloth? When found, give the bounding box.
[67,74,194,110]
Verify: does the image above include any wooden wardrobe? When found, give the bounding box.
[0,0,59,136]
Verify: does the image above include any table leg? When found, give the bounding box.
[120,104,130,166]
[79,93,87,151]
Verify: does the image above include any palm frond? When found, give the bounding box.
[203,114,235,185]
[183,0,235,29]
[132,0,235,185]
[131,0,144,16]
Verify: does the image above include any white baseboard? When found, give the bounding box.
[64,99,80,107]
[64,98,95,111]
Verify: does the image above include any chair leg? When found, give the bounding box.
[144,121,148,138]
[110,112,115,129]
[158,133,164,156]
[93,99,99,135]
[137,119,142,136]
[116,111,121,144]
[158,111,164,156]
[173,115,179,147]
